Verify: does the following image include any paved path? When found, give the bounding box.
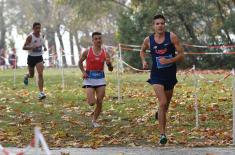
[1,147,235,155]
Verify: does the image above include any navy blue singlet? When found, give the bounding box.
[147,32,177,90]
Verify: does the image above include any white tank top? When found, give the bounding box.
[28,33,44,56]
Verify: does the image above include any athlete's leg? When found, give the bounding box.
[26,56,35,78]
[153,84,168,135]
[165,89,174,112]
[93,86,105,124]
[24,66,34,85]
[86,88,96,106]
[36,62,44,92]
[27,66,35,78]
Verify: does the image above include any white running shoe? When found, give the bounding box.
[92,120,101,128]
[38,92,46,100]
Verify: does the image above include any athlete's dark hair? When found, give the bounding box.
[153,14,165,21]
[33,22,41,28]
[92,32,102,38]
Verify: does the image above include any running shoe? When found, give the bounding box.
[23,75,29,86]
[92,120,100,128]
[38,92,46,100]
[159,134,167,144]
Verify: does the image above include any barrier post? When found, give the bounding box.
[38,132,51,155]
[192,65,199,128]
[117,44,121,102]
[232,68,235,145]
[60,49,65,90]
[13,58,16,88]
[34,127,40,155]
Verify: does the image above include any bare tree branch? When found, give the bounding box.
[102,0,132,11]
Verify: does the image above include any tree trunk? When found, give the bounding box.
[56,25,67,67]
[177,13,200,44]
[46,27,57,67]
[0,0,6,49]
[69,31,75,66]
[74,31,82,60]
[216,0,233,44]
[43,0,57,66]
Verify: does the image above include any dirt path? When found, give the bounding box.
[1,146,235,155]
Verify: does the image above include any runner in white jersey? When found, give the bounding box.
[23,22,47,100]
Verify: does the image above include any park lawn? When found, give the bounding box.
[0,68,233,148]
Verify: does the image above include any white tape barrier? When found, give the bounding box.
[183,44,235,49]
[120,43,235,49]
[120,47,235,55]
[183,67,233,84]
[185,52,235,55]
[121,60,150,72]
[182,66,195,80]
[232,68,235,76]
[120,46,151,53]
[197,71,232,83]
[120,43,141,48]
[0,56,17,61]
[119,43,235,55]
[0,127,51,155]
[46,54,78,58]
[104,45,118,49]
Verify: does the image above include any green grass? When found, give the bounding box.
[0,68,234,147]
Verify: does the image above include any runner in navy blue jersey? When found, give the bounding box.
[140,14,184,144]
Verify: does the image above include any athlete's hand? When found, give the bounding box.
[106,58,113,71]
[44,47,47,51]
[82,72,88,79]
[107,63,113,71]
[106,57,111,64]
[159,57,171,64]
[142,61,148,69]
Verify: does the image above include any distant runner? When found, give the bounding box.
[23,22,47,100]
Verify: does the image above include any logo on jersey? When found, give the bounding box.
[153,46,158,50]
[155,48,167,54]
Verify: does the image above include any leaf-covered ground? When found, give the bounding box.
[0,68,233,148]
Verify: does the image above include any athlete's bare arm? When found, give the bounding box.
[171,32,184,62]
[159,32,184,64]
[140,37,150,69]
[43,44,47,51]
[79,49,88,74]
[23,36,33,51]
[105,52,113,71]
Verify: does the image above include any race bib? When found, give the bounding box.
[156,54,173,69]
[87,71,105,79]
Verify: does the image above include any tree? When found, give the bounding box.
[69,31,75,65]
[8,0,68,66]
[57,0,126,60]
[0,0,6,49]
[215,0,233,44]
[117,0,235,69]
